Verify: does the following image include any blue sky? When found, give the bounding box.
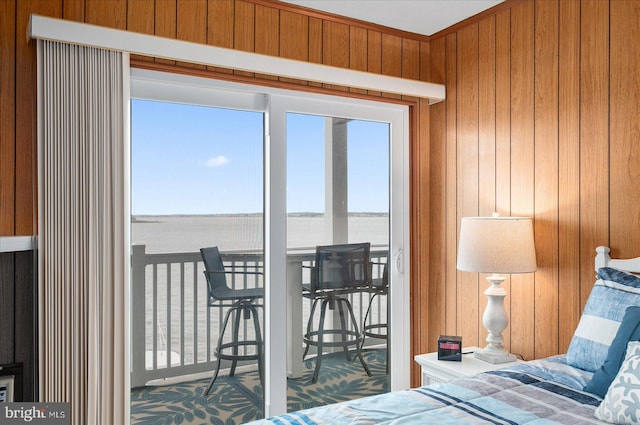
[131,100,389,215]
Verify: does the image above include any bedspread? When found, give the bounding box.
[249,359,605,424]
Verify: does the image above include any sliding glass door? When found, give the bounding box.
[130,90,267,421]
[268,92,409,415]
[130,69,409,421]
[285,112,390,409]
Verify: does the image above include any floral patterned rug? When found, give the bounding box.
[131,348,389,425]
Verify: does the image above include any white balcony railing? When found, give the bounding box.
[131,245,388,388]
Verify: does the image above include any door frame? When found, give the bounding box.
[130,68,410,417]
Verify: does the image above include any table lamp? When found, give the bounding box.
[456,214,537,364]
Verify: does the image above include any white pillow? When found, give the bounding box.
[594,340,640,424]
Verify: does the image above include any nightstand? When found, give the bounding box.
[414,346,524,386]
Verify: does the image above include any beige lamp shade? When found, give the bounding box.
[457,216,537,274]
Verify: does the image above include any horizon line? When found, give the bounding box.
[132,212,389,218]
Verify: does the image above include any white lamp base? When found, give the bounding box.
[475,273,519,365]
[474,347,517,364]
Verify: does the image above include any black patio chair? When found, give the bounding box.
[302,242,373,383]
[200,246,264,395]
[360,261,389,373]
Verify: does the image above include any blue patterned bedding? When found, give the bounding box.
[248,357,605,424]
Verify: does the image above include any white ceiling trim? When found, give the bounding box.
[29,14,445,103]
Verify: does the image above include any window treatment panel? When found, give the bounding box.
[37,39,129,425]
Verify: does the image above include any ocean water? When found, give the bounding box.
[132,214,390,253]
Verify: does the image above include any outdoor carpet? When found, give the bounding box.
[131,348,389,425]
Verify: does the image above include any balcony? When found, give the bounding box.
[131,244,388,388]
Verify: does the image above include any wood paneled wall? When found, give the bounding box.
[428,0,640,361]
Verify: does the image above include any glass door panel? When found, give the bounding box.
[130,99,265,421]
[286,112,390,411]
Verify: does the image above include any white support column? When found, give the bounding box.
[324,118,350,352]
[324,118,349,245]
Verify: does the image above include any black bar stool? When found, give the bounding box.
[302,243,373,383]
[361,261,388,373]
[200,247,264,395]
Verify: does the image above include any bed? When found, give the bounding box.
[248,246,640,424]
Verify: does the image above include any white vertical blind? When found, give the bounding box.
[37,39,129,425]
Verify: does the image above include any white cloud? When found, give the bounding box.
[204,155,230,167]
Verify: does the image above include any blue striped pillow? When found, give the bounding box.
[566,268,640,372]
